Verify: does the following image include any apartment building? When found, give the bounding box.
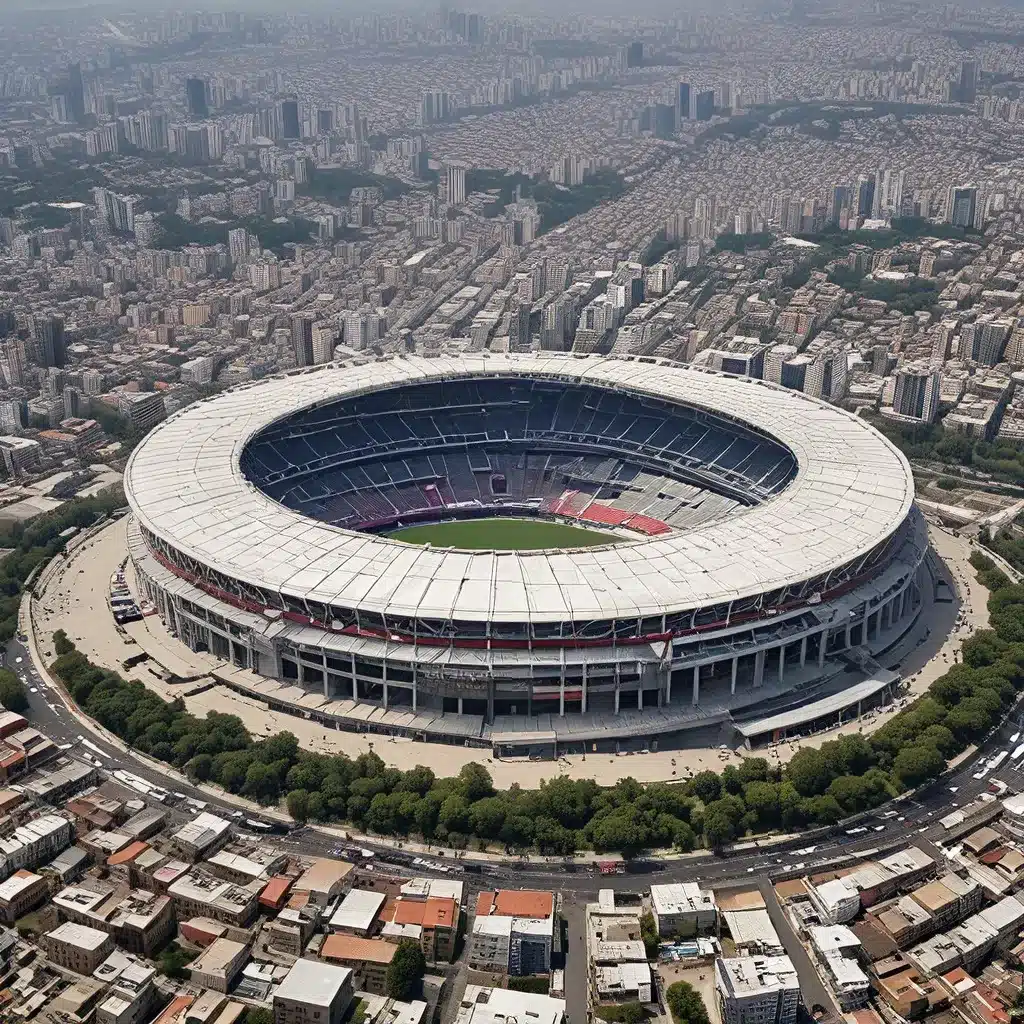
[469,890,556,976]
[321,934,397,994]
[188,937,250,993]
[44,921,114,974]
[650,883,718,937]
[0,870,47,924]
[274,958,353,1024]
[715,956,800,1024]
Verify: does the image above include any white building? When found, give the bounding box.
[0,814,73,880]
[715,956,800,1024]
[454,986,565,1024]
[274,958,354,1024]
[650,883,717,937]
[329,888,386,936]
[808,926,870,1010]
[806,878,860,924]
[171,812,231,859]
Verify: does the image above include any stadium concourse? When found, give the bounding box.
[122,352,939,755]
[30,515,986,787]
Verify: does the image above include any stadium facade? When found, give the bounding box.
[125,354,930,752]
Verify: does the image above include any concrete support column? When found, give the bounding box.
[844,623,852,648]
[382,683,389,710]
[412,673,417,712]
[692,664,700,706]
[730,657,738,695]
[818,630,827,668]
[614,685,620,715]
[778,644,786,684]
[458,697,464,714]
[352,674,358,700]
[487,680,495,723]
[559,678,565,717]
[666,671,672,707]
[637,684,643,710]
[799,636,807,668]
[582,664,588,714]
[753,649,765,688]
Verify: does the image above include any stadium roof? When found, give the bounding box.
[125,353,914,624]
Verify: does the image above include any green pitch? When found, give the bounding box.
[386,517,617,550]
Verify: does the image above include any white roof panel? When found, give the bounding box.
[125,354,914,625]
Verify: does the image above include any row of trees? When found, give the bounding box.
[42,542,1024,854]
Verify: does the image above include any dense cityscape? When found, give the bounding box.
[5,3,1024,1024]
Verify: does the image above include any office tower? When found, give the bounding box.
[32,315,66,368]
[691,89,714,121]
[68,62,86,123]
[678,81,691,120]
[947,185,978,228]
[281,99,300,140]
[627,41,644,68]
[290,314,314,367]
[830,186,852,225]
[185,77,208,118]
[651,103,674,139]
[443,163,467,206]
[856,175,875,218]
[316,108,333,133]
[893,364,941,422]
[959,59,979,104]
[82,369,103,395]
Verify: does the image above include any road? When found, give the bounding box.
[7,624,1020,891]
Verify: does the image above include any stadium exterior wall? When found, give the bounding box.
[123,354,931,749]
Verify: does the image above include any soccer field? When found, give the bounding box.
[386,517,617,550]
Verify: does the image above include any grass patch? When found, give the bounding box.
[386,517,617,550]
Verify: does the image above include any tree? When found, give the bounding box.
[385,939,426,1000]
[892,744,945,790]
[689,770,721,804]
[665,981,710,1024]
[159,942,193,979]
[0,670,28,712]
[640,910,659,958]
[287,789,310,822]
[245,1011,274,1024]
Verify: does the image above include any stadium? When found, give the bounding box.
[124,353,930,755]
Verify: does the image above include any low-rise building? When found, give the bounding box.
[329,888,386,935]
[0,869,47,924]
[715,956,800,1024]
[172,812,232,860]
[168,871,259,927]
[188,937,249,993]
[44,921,114,974]
[274,958,353,1024]
[293,858,353,908]
[454,986,565,1024]
[649,883,717,937]
[321,934,397,994]
[469,889,556,975]
[808,926,870,1010]
[268,906,317,956]
[806,878,860,924]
